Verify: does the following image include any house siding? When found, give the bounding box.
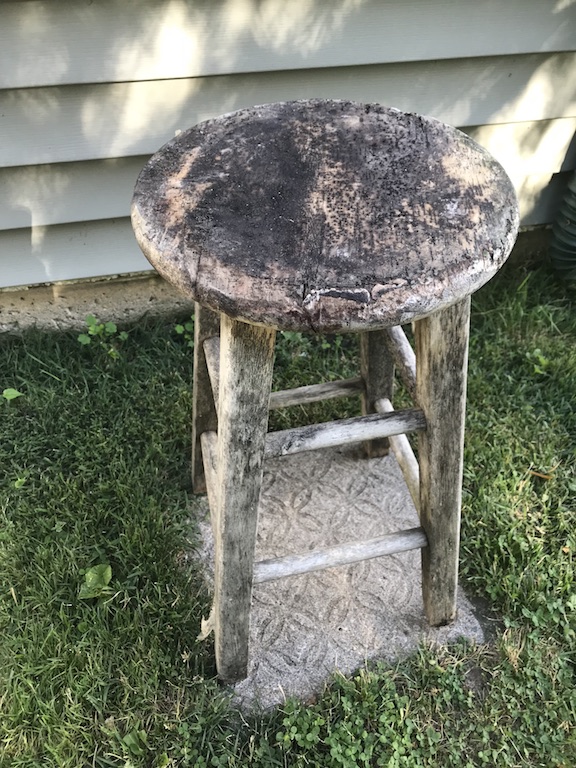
[1,0,575,289]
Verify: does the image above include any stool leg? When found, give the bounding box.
[213,315,276,682]
[360,330,395,457]
[192,303,220,494]
[415,297,470,625]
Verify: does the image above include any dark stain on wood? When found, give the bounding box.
[132,100,519,332]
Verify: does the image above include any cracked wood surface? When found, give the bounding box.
[132,99,518,332]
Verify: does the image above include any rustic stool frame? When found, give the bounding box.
[131,99,518,684]
[192,298,470,683]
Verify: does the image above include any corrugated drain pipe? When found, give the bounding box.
[550,170,576,281]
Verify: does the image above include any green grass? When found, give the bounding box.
[0,260,575,767]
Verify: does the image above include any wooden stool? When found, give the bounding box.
[131,100,519,683]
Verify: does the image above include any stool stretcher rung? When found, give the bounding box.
[383,326,417,399]
[375,398,420,512]
[203,336,221,408]
[269,377,365,409]
[253,527,428,584]
[200,431,219,537]
[204,335,365,409]
[265,408,426,458]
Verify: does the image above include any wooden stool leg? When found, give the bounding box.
[213,315,276,682]
[360,330,395,457]
[415,297,470,625]
[192,303,220,494]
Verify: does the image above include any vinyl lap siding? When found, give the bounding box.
[1,0,575,289]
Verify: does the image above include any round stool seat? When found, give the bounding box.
[132,99,518,332]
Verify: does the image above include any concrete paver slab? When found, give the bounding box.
[196,445,484,710]
[0,274,191,334]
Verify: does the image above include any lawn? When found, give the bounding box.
[0,259,575,767]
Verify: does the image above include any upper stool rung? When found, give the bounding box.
[203,334,365,410]
[269,377,365,410]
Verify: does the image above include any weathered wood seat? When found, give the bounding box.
[131,99,519,683]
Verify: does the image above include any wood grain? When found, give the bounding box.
[270,377,364,409]
[212,315,276,682]
[415,297,470,626]
[202,335,220,404]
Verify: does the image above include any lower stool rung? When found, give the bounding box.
[201,425,427,585]
[253,527,428,584]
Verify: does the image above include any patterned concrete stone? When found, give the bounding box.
[195,445,485,710]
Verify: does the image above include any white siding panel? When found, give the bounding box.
[463,117,576,185]
[0,170,568,290]
[0,219,149,290]
[2,53,575,168]
[0,157,147,230]
[1,118,573,232]
[3,0,574,89]
[2,0,574,289]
